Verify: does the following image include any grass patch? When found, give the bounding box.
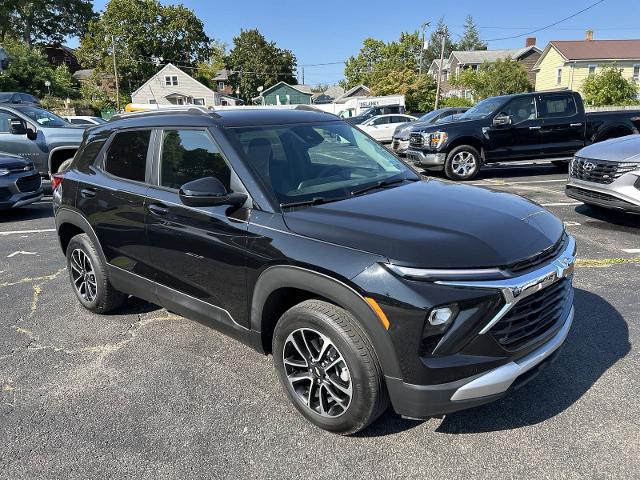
[576,257,640,268]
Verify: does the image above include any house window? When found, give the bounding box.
[556,68,563,85]
[218,81,225,90]
[588,65,597,76]
[193,98,205,106]
[148,99,157,104]
[164,75,178,86]
[442,71,448,82]
[633,65,640,81]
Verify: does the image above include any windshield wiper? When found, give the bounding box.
[280,196,335,209]
[350,177,413,196]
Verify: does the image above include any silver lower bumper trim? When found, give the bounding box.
[12,192,43,208]
[450,306,574,401]
[406,150,446,167]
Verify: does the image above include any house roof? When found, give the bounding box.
[72,69,94,80]
[213,69,229,81]
[548,39,640,61]
[450,46,541,65]
[335,84,371,102]
[258,81,314,97]
[428,59,450,72]
[131,63,215,98]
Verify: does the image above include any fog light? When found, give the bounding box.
[428,306,456,326]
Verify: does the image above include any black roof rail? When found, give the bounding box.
[294,104,339,118]
[110,106,219,122]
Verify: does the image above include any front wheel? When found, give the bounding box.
[444,145,481,181]
[273,300,388,435]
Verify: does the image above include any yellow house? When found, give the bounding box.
[533,36,640,95]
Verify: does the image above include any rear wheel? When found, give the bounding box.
[66,233,126,313]
[445,145,480,181]
[273,300,388,435]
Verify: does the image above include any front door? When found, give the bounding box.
[537,93,585,158]
[484,96,542,162]
[0,108,46,170]
[145,128,250,333]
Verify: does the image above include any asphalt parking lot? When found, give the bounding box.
[1,163,639,479]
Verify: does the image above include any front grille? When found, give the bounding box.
[566,186,620,203]
[490,278,570,351]
[570,157,639,184]
[16,174,42,193]
[507,235,567,274]
[409,133,423,148]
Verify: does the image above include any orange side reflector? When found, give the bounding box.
[364,297,390,330]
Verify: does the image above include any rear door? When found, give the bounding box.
[484,96,542,162]
[365,116,391,141]
[144,128,250,331]
[537,93,585,158]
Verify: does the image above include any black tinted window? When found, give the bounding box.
[160,129,230,190]
[0,110,20,133]
[540,95,577,118]
[501,97,536,123]
[105,130,150,182]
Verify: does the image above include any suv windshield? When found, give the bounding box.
[14,105,69,127]
[458,97,506,120]
[228,121,418,206]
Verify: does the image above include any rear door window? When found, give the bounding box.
[104,130,151,182]
[539,95,577,118]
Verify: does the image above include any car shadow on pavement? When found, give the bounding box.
[107,296,162,316]
[423,162,565,182]
[0,202,53,223]
[575,204,640,229]
[357,288,629,437]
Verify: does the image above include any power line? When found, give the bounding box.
[480,0,606,41]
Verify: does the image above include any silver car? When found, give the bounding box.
[566,135,640,213]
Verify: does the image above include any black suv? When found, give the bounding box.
[53,107,576,434]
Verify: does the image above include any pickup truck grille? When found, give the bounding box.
[490,278,571,351]
[570,157,639,184]
[16,174,42,193]
[409,133,424,148]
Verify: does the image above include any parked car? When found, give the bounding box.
[566,134,640,213]
[356,114,417,143]
[406,90,640,180]
[343,104,406,125]
[0,151,43,210]
[0,103,85,176]
[53,107,576,434]
[63,115,108,127]
[0,92,40,105]
[392,108,470,155]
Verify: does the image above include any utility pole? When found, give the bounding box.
[302,66,305,85]
[434,29,446,110]
[418,22,430,76]
[111,35,120,111]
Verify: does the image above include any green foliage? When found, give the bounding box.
[227,29,297,103]
[194,40,227,89]
[423,18,457,67]
[582,66,639,106]
[449,59,532,100]
[0,0,96,45]
[371,69,437,112]
[440,96,474,107]
[0,40,77,98]
[77,0,210,95]
[457,15,487,51]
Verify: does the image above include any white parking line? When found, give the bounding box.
[564,221,581,226]
[540,202,582,206]
[622,249,640,254]
[0,228,55,236]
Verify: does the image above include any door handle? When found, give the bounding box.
[529,126,541,130]
[147,204,169,216]
[80,188,96,198]
[570,123,583,127]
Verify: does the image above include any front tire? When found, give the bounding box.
[445,145,481,181]
[273,300,388,435]
[66,233,126,313]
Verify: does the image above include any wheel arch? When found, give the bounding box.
[48,146,78,174]
[250,265,402,379]
[445,136,484,160]
[55,208,106,264]
[593,123,635,143]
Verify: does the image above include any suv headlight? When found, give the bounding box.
[385,263,506,281]
[0,168,10,176]
[423,131,448,149]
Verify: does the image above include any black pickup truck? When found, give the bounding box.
[406,90,640,180]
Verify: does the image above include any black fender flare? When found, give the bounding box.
[593,122,636,143]
[250,265,402,378]
[55,207,106,264]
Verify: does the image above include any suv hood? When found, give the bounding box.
[283,180,564,269]
[577,134,640,162]
[0,151,30,168]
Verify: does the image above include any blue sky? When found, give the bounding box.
[80,0,640,86]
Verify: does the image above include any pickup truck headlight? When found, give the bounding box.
[0,168,10,176]
[423,131,448,149]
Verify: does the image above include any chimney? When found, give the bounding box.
[586,29,594,41]
[525,37,536,48]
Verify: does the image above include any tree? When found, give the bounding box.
[371,68,437,112]
[76,0,210,96]
[582,66,639,106]
[194,40,227,89]
[423,18,457,67]
[457,15,487,51]
[1,0,96,46]
[449,58,532,100]
[0,40,76,98]
[227,29,297,103]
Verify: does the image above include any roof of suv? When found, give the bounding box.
[107,107,338,130]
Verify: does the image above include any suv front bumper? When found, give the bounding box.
[0,172,43,210]
[566,174,640,213]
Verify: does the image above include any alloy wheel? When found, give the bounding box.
[451,151,477,177]
[69,248,97,302]
[282,328,353,418]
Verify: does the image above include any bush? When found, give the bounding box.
[440,96,474,107]
[582,66,639,106]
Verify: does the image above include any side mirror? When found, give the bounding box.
[493,114,512,127]
[9,119,28,135]
[179,176,247,208]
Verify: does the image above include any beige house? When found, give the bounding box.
[131,63,242,107]
[533,35,640,95]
